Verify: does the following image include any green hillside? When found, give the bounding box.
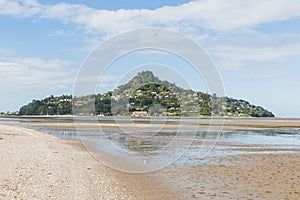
[19,71,274,117]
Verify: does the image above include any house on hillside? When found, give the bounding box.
[132,111,148,118]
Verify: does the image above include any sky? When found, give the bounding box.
[0,0,300,117]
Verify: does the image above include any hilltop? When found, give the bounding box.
[19,71,274,117]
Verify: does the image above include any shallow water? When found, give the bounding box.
[1,117,300,166]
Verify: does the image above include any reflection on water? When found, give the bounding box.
[20,125,300,160]
[220,128,300,146]
[110,135,168,153]
[1,117,300,166]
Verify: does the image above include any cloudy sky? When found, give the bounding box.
[0,0,300,117]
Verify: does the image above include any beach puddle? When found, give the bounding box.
[1,117,300,168]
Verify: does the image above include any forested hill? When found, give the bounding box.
[18,71,274,117]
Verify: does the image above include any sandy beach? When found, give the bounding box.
[165,153,300,199]
[0,124,132,199]
[0,121,299,199]
[0,124,182,200]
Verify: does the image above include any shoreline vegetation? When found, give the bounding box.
[0,73,296,199]
[17,71,274,118]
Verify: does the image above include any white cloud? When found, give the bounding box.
[0,0,41,17]
[42,0,300,34]
[14,57,73,69]
[0,57,75,92]
[1,0,300,34]
[211,42,300,69]
[0,57,122,94]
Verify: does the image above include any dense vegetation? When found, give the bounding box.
[19,95,72,115]
[18,71,274,117]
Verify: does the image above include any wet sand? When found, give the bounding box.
[7,116,300,127]
[0,124,130,199]
[166,153,300,199]
[0,121,299,199]
[0,124,179,200]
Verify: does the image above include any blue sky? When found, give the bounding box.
[0,0,300,117]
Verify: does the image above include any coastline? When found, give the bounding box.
[0,124,183,200]
[3,115,300,128]
[165,153,300,199]
[0,124,131,199]
[0,121,299,199]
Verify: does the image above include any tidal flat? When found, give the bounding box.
[0,117,299,199]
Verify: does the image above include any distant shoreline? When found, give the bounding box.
[0,114,290,119]
[1,119,299,199]
[2,115,300,127]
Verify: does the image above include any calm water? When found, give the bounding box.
[1,117,300,166]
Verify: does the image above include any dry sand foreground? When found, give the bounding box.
[0,123,300,200]
[0,124,180,200]
[0,124,133,199]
